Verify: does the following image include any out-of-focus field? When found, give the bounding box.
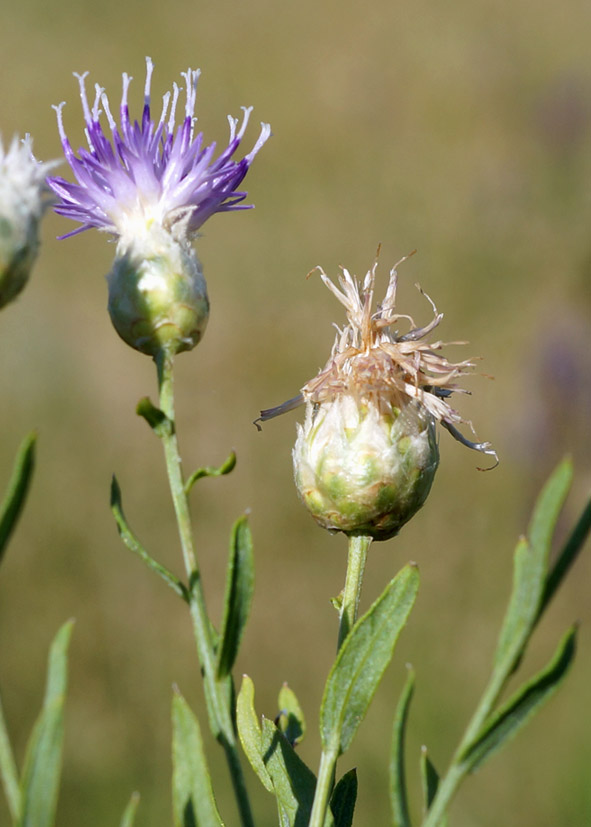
[1,0,590,824]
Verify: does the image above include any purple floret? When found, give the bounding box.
[48,57,271,240]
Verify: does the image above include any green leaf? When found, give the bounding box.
[216,515,254,679]
[277,683,306,747]
[390,666,414,827]
[171,690,224,827]
[463,625,577,772]
[236,675,273,793]
[18,620,74,827]
[420,747,440,817]
[330,768,357,827]
[185,451,237,494]
[136,397,171,437]
[260,717,329,827]
[321,564,419,755]
[0,690,21,821]
[120,792,140,827]
[541,496,591,617]
[111,475,188,602]
[494,459,573,673]
[0,432,36,565]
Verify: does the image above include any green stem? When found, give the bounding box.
[155,350,254,827]
[337,534,372,650]
[0,691,20,822]
[422,661,511,826]
[309,748,339,827]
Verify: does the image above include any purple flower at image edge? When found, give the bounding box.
[47,57,271,242]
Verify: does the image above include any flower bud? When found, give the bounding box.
[107,226,209,356]
[294,394,438,540]
[0,136,52,310]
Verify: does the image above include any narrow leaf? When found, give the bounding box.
[216,515,254,679]
[185,451,237,494]
[420,747,440,816]
[0,432,36,565]
[321,564,419,754]
[19,620,74,827]
[111,476,188,602]
[236,675,273,792]
[541,496,591,617]
[261,717,327,827]
[494,459,572,672]
[463,625,577,772]
[120,792,140,827]
[136,397,171,436]
[330,768,357,827]
[0,691,21,821]
[390,666,414,827]
[171,690,224,827]
[277,683,306,747]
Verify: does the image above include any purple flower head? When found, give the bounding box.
[48,57,271,243]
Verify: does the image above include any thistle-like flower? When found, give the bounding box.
[259,253,497,540]
[48,58,270,355]
[0,135,54,309]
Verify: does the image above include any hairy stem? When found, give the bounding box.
[338,534,372,649]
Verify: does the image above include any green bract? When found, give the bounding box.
[107,226,209,356]
[294,394,438,540]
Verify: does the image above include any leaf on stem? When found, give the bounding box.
[216,515,255,679]
[185,451,237,495]
[119,792,140,827]
[236,675,273,793]
[321,564,419,755]
[420,747,441,818]
[110,475,188,602]
[541,496,591,618]
[330,768,357,827]
[136,397,171,437]
[390,666,414,827]
[171,690,224,827]
[461,625,577,772]
[0,432,36,566]
[494,458,573,674]
[18,620,74,827]
[0,691,21,822]
[260,717,325,827]
[276,683,306,747]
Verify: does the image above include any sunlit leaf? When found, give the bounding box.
[216,515,254,679]
[0,432,36,565]
[120,792,140,827]
[390,666,414,827]
[277,683,306,747]
[236,675,273,793]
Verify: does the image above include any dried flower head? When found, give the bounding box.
[259,252,497,540]
[0,135,55,309]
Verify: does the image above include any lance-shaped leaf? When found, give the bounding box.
[494,459,572,674]
[18,620,74,827]
[277,683,306,747]
[0,691,21,821]
[120,792,140,827]
[541,495,591,617]
[462,625,577,772]
[185,451,237,495]
[260,717,329,827]
[330,768,357,827]
[110,476,187,601]
[172,690,224,827]
[216,516,254,679]
[390,666,414,827]
[0,432,36,565]
[321,564,419,755]
[236,675,273,793]
[420,748,441,819]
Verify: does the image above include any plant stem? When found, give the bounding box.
[155,350,254,827]
[337,534,372,650]
[309,748,339,827]
[422,660,511,826]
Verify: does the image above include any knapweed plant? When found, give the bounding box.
[0,59,589,827]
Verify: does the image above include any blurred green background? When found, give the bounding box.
[1,0,590,824]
